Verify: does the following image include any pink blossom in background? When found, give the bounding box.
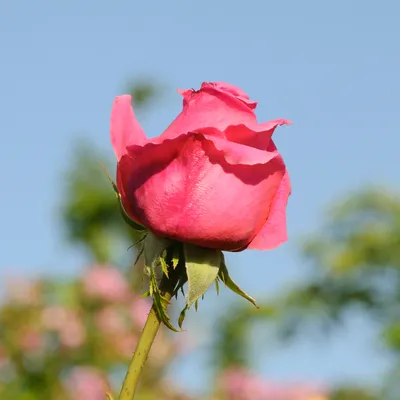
[82,265,130,302]
[130,296,151,327]
[0,345,8,368]
[65,366,106,400]
[220,368,271,400]
[95,307,127,335]
[5,277,40,305]
[41,306,70,330]
[113,333,138,357]
[19,330,43,353]
[160,379,193,400]
[171,331,196,355]
[41,306,86,348]
[59,318,86,348]
[149,333,174,367]
[219,368,328,400]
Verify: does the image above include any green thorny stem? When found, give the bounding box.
[118,264,181,400]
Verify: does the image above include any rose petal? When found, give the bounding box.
[128,129,279,167]
[141,120,289,166]
[161,83,258,141]
[247,171,291,250]
[201,82,258,109]
[195,128,279,165]
[110,95,146,160]
[122,133,285,250]
[224,120,291,150]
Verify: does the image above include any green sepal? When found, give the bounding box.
[160,256,169,278]
[215,277,220,295]
[143,237,182,332]
[178,305,188,329]
[184,244,221,308]
[133,243,145,266]
[219,253,258,308]
[147,265,180,332]
[99,163,119,195]
[174,274,188,299]
[141,290,150,298]
[172,256,179,269]
[127,234,147,251]
[144,232,171,269]
[119,201,146,232]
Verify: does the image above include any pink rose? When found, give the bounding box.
[65,367,106,400]
[0,345,9,369]
[82,265,130,302]
[130,296,151,327]
[19,330,43,353]
[41,306,85,348]
[111,82,291,251]
[95,307,127,334]
[5,277,41,305]
[113,333,138,357]
[219,368,327,400]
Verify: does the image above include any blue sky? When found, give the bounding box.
[1,0,399,394]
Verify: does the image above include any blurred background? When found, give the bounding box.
[1,1,399,399]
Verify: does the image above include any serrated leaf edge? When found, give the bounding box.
[219,253,258,308]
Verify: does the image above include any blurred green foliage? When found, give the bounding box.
[60,80,161,264]
[0,266,180,399]
[0,81,185,400]
[277,189,400,354]
[61,144,124,263]
[330,387,377,400]
[213,304,275,370]
[214,188,400,399]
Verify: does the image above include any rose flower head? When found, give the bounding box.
[111,82,290,252]
[108,82,292,329]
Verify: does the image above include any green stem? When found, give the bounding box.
[118,274,176,400]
